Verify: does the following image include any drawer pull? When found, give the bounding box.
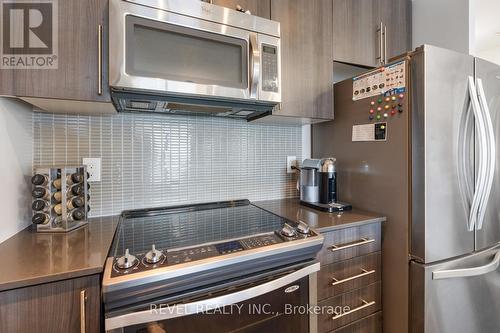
[80,289,87,333]
[331,268,376,286]
[330,238,375,252]
[332,299,375,320]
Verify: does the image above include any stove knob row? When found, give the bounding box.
[280,221,311,238]
[116,249,138,269]
[116,245,165,270]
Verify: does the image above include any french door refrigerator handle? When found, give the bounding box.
[475,78,496,230]
[457,95,475,221]
[467,77,488,231]
[432,249,500,280]
[105,262,320,331]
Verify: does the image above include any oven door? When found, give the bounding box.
[105,262,319,333]
[110,0,265,101]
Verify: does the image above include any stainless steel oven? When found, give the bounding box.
[109,0,281,119]
[102,201,324,332]
[105,262,319,333]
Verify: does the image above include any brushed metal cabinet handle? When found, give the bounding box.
[383,24,387,64]
[376,22,383,64]
[80,289,87,333]
[330,238,375,252]
[331,268,376,286]
[98,25,103,96]
[332,299,375,320]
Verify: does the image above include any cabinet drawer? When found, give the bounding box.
[331,311,382,333]
[318,223,381,265]
[318,282,381,333]
[318,252,381,301]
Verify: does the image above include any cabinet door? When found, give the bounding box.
[271,0,334,120]
[333,0,379,67]
[210,0,271,19]
[377,0,411,61]
[0,275,101,333]
[2,0,110,102]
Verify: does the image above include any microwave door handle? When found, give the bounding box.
[105,263,320,331]
[249,33,260,99]
[476,79,496,230]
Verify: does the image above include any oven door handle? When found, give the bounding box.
[105,262,320,331]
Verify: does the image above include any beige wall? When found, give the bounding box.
[0,98,33,243]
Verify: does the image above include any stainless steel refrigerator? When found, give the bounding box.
[312,44,500,333]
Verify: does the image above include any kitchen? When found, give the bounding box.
[0,0,498,332]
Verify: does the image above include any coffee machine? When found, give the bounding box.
[299,158,352,212]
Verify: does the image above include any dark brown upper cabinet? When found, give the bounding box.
[209,0,271,18]
[333,0,411,68]
[376,0,412,62]
[270,0,334,121]
[0,0,110,103]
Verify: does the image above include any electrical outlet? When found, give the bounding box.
[83,158,101,182]
[287,156,297,174]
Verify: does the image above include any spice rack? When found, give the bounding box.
[31,166,90,232]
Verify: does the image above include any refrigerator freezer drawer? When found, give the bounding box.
[410,243,500,333]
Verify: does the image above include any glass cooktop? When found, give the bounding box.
[111,200,291,257]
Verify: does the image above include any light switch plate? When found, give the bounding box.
[83,158,101,182]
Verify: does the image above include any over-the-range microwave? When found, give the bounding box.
[109,0,281,120]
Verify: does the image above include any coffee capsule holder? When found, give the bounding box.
[31,166,89,233]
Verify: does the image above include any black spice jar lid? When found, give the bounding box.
[32,187,47,198]
[32,199,47,211]
[31,174,46,185]
[32,213,46,224]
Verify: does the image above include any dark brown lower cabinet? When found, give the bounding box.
[316,222,383,333]
[0,274,101,333]
[318,282,382,332]
[332,311,382,333]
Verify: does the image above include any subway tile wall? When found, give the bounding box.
[33,112,302,217]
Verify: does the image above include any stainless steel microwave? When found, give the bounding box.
[109,0,281,120]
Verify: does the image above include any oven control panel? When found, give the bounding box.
[110,233,296,277]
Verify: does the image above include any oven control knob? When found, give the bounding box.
[116,249,138,269]
[144,244,163,264]
[281,223,297,238]
[297,221,310,235]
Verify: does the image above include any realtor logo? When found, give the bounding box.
[1,0,58,69]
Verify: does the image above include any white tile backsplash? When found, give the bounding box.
[33,112,302,217]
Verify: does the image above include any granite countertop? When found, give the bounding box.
[253,198,385,232]
[0,215,119,292]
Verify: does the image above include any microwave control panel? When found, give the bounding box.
[262,44,279,92]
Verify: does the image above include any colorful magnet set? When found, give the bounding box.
[352,60,407,121]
